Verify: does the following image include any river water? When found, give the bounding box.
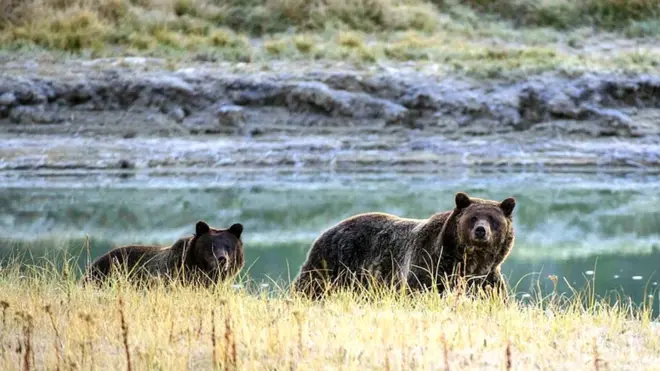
[1,169,659,312]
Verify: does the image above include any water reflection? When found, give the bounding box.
[0,169,658,311]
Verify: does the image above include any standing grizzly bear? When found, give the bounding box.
[84,221,245,287]
[293,192,515,299]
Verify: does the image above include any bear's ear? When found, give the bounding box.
[228,223,243,239]
[500,197,516,217]
[195,221,210,236]
[455,192,471,210]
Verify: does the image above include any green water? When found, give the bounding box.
[1,169,659,311]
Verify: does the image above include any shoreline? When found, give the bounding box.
[2,57,660,172]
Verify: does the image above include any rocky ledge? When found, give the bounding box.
[1,59,660,171]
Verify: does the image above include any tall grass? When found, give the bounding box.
[0,250,658,370]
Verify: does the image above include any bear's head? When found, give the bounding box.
[440,192,516,269]
[187,220,244,281]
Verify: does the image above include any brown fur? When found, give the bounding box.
[293,192,515,299]
[83,221,245,287]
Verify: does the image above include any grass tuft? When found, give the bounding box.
[293,35,315,54]
[0,248,657,369]
[338,31,365,49]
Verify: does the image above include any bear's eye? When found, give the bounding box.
[471,216,478,223]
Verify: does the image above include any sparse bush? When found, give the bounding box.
[263,38,289,56]
[173,0,198,17]
[208,28,248,49]
[338,31,365,49]
[293,35,315,53]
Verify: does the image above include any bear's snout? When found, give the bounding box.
[471,223,490,241]
[474,226,486,239]
[217,253,232,271]
[212,248,230,271]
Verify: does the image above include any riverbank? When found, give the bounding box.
[2,58,660,171]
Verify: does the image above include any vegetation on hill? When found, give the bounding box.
[0,0,658,75]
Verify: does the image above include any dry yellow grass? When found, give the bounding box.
[0,256,659,370]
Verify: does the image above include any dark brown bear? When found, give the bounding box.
[84,221,244,287]
[293,192,515,299]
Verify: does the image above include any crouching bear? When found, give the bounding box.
[293,192,515,300]
[84,221,244,287]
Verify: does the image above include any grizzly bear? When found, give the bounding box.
[293,192,515,299]
[84,221,244,287]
